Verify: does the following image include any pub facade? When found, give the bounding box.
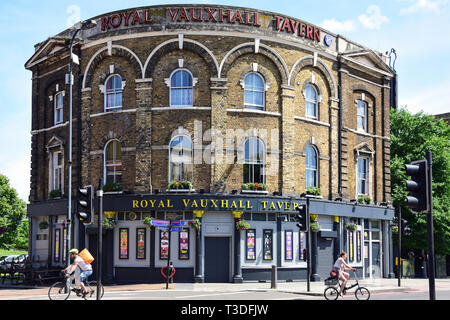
[25,4,395,283]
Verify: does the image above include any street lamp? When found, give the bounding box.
[66,19,97,268]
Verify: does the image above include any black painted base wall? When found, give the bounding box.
[114,267,194,284]
[242,268,308,282]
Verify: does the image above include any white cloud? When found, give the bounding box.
[321,18,356,33]
[400,0,448,15]
[358,5,389,30]
[400,79,450,115]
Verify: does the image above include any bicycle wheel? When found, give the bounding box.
[355,287,371,300]
[85,281,104,299]
[48,281,71,300]
[324,287,339,300]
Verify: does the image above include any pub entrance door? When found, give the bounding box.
[204,237,230,283]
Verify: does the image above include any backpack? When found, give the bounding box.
[78,248,94,264]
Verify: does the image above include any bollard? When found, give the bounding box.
[271,265,277,289]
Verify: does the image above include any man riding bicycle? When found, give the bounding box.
[62,248,93,297]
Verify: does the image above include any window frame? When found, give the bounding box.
[50,150,63,192]
[103,139,122,186]
[243,72,266,110]
[104,74,123,112]
[356,100,368,132]
[54,92,64,125]
[243,137,266,184]
[305,145,319,189]
[356,156,369,196]
[304,84,318,119]
[169,69,194,107]
[169,135,194,183]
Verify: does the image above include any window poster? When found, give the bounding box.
[299,232,306,261]
[263,229,273,261]
[62,228,67,263]
[357,231,362,262]
[160,230,169,260]
[136,228,146,260]
[285,230,293,261]
[54,229,60,263]
[349,231,354,262]
[179,228,190,260]
[246,229,256,260]
[119,228,129,259]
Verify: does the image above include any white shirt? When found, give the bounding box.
[333,257,345,270]
[75,256,92,271]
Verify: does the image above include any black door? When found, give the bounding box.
[88,229,114,284]
[317,236,334,279]
[204,237,230,283]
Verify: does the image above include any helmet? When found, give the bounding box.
[69,248,79,254]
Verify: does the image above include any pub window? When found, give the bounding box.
[305,84,318,119]
[263,229,273,261]
[305,145,318,188]
[54,92,64,125]
[356,100,368,132]
[252,213,266,221]
[299,231,307,261]
[50,151,63,193]
[170,69,193,107]
[160,230,169,260]
[104,74,123,112]
[179,228,190,260]
[104,140,122,185]
[136,228,146,260]
[243,138,265,184]
[246,229,256,260]
[169,135,193,183]
[244,72,265,110]
[119,228,129,259]
[285,230,293,261]
[54,229,60,263]
[357,157,369,195]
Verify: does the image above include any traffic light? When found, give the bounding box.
[295,204,308,232]
[400,219,411,236]
[405,160,429,212]
[77,185,94,225]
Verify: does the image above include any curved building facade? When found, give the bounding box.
[26,4,395,283]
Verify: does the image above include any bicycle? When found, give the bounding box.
[324,270,370,300]
[48,270,104,300]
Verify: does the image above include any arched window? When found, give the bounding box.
[357,100,368,132]
[305,84,318,119]
[54,92,64,125]
[170,70,193,107]
[244,73,265,110]
[104,140,122,185]
[104,75,123,112]
[243,138,265,184]
[169,136,193,182]
[305,146,318,188]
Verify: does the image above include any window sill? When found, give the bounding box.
[167,189,196,193]
[227,109,281,117]
[103,191,123,195]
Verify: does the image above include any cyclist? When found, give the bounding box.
[332,251,356,297]
[62,248,93,297]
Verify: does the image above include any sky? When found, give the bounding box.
[0,0,449,202]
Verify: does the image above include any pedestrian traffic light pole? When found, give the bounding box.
[425,151,435,301]
[405,151,435,300]
[295,197,310,292]
[397,206,402,287]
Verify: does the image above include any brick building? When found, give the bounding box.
[25,4,395,284]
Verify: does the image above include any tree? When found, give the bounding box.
[390,108,450,255]
[0,174,27,250]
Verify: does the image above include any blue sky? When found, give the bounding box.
[0,0,449,202]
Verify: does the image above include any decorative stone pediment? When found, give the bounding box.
[354,142,375,157]
[340,49,393,77]
[25,38,68,69]
[46,135,65,152]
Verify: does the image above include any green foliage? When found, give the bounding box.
[168,180,193,190]
[48,189,62,199]
[357,195,371,204]
[143,216,155,228]
[241,182,267,191]
[13,220,29,250]
[235,218,251,230]
[305,186,322,196]
[390,108,450,255]
[102,183,122,192]
[0,174,27,250]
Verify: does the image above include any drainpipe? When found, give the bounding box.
[337,58,343,197]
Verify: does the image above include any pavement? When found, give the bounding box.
[1,278,450,299]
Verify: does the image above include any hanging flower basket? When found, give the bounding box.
[345,222,358,231]
[309,221,321,232]
[235,218,251,231]
[102,217,117,230]
[189,219,202,235]
[143,216,155,228]
[38,221,49,230]
[391,225,399,234]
